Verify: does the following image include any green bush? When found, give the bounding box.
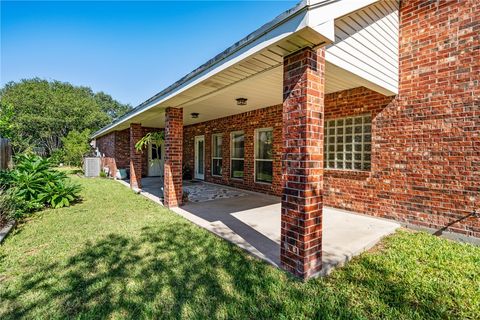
[0,189,18,224]
[49,148,66,166]
[0,188,33,223]
[61,129,91,167]
[0,154,82,219]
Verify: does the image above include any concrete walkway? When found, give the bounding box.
[125,177,400,276]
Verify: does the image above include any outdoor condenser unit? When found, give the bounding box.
[83,157,101,177]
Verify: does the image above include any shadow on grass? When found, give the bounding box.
[1,225,465,319]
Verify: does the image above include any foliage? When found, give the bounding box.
[0,100,15,139]
[1,154,81,219]
[61,129,91,166]
[99,171,108,178]
[0,189,26,223]
[0,177,479,319]
[49,148,66,166]
[134,131,164,152]
[94,92,131,120]
[0,78,131,155]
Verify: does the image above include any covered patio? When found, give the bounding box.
[94,0,400,279]
[125,177,400,276]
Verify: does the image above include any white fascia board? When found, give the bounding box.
[92,0,381,139]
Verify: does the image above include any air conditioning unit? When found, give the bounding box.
[83,157,101,177]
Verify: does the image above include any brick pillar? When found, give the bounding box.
[281,47,325,279]
[164,107,183,207]
[130,123,143,189]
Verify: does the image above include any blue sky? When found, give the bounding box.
[1,1,297,106]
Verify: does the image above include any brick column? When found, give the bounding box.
[281,47,325,279]
[164,107,183,207]
[130,123,143,189]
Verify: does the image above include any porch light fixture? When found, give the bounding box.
[191,112,199,119]
[236,97,248,106]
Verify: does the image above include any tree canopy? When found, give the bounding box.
[0,78,131,155]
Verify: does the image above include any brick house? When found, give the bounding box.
[93,0,479,279]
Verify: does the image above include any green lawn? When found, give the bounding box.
[1,177,479,319]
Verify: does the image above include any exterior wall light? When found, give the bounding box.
[191,112,199,119]
[236,98,248,106]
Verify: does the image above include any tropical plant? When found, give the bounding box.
[135,131,164,152]
[38,179,82,209]
[1,154,82,217]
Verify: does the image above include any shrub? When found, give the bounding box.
[49,148,66,166]
[0,189,17,225]
[0,188,32,223]
[61,129,91,167]
[1,154,82,219]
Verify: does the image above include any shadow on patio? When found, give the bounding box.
[132,177,400,275]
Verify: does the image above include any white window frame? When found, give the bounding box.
[254,128,274,184]
[211,133,223,177]
[230,131,245,180]
[324,114,372,171]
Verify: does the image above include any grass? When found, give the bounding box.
[1,177,479,319]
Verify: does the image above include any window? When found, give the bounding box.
[211,134,222,176]
[324,114,371,171]
[231,131,244,179]
[255,128,273,183]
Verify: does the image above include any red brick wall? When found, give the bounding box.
[164,107,183,207]
[96,132,116,158]
[183,104,283,196]
[129,123,143,188]
[115,129,129,169]
[323,0,480,237]
[96,127,158,178]
[96,129,129,177]
[280,47,325,278]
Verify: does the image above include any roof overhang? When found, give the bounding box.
[92,0,387,138]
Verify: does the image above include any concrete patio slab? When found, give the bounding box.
[122,177,401,277]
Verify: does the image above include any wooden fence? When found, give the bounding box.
[0,138,12,170]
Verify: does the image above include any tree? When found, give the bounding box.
[0,101,14,138]
[94,92,131,120]
[0,78,131,155]
[61,129,91,166]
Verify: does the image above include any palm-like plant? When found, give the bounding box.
[134,131,164,152]
[3,154,82,214]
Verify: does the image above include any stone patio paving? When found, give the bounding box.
[128,177,247,203]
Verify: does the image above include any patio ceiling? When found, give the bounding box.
[93,0,399,136]
[134,60,393,129]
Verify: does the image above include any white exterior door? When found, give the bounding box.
[194,135,205,180]
[148,142,164,177]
